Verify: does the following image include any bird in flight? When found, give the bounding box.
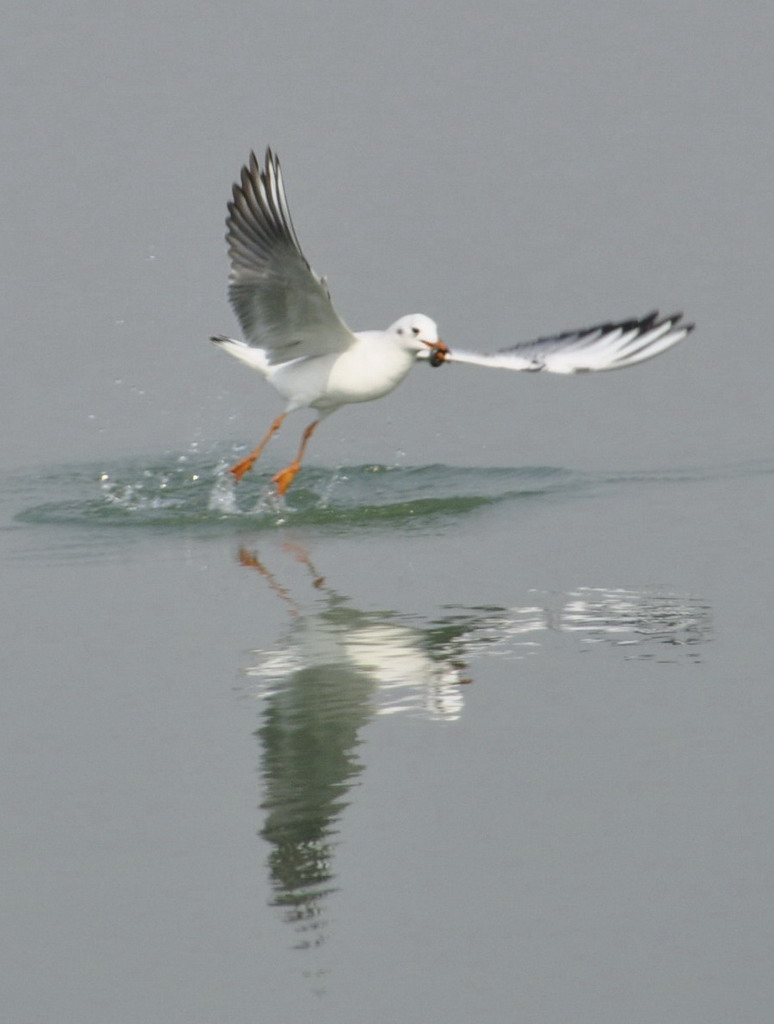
[212,148,693,494]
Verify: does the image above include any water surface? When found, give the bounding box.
[4,453,773,1022]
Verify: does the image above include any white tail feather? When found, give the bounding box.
[210,335,270,375]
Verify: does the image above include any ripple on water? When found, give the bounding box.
[11,451,583,533]
[10,450,774,535]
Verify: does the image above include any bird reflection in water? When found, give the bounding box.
[241,543,483,950]
[239,543,711,949]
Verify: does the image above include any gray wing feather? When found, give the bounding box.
[226,148,354,363]
[448,312,694,374]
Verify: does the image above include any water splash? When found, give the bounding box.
[13,450,581,532]
[207,463,239,514]
[11,450,774,534]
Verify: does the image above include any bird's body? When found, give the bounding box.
[214,314,436,411]
[212,148,693,493]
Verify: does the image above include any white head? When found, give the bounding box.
[388,313,438,346]
[387,314,446,362]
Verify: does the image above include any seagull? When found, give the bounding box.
[212,148,694,494]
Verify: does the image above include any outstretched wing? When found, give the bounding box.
[226,148,355,364]
[447,312,693,374]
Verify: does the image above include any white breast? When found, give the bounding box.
[322,333,416,407]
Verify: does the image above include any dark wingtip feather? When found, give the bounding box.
[664,312,696,332]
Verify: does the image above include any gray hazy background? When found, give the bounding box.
[5,0,773,473]
[4,4,774,1024]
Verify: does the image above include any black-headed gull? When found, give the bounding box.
[212,148,693,493]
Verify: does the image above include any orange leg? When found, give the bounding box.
[238,547,298,615]
[283,541,326,589]
[272,419,321,495]
[229,413,287,482]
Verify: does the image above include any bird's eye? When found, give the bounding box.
[397,328,404,335]
[411,326,420,336]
